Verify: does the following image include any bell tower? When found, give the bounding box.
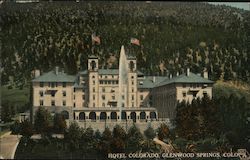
[88,55,99,71]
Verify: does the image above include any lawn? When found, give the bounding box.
[15,138,101,159]
[1,85,30,107]
[213,80,250,102]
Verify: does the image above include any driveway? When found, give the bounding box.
[0,132,21,159]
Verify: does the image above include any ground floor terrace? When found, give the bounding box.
[72,107,158,122]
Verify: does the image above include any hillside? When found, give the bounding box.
[213,80,250,102]
[1,1,250,88]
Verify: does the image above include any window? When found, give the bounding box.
[102,88,105,92]
[131,76,134,79]
[93,88,95,92]
[93,80,95,85]
[63,82,66,87]
[93,103,95,107]
[39,91,44,97]
[93,95,95,100]
[132,88,134,92]
[73,103,75,107]
[102,103,105,107]
[92,75,95,78]
[132,81,134,85]
[82,95,85,100]
[112,95,115,100]
[203,91,208,96]
[182,92,187,97]
[51,91,55,97]
[74,88,76,92]
[122,95,125,100]
[40,100,43,106]
[82,88,85,92]
[63,101,66,106]
[132,95,134,100]
[140,95,143,100]
[74,95,75,100]
[51,100,55,106]
[132,102,134,107]
[102,95,105,100]
[51,82,55,88]
[63,91,66,97]
[112,75,114,78]
[40,82,44,87]
[122,103,125,108]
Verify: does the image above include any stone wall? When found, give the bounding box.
[67,119,172,133]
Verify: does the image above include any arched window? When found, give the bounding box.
[140,112,146,119]
[129,61,135,71]
[79,112,85,120]
[130,112,136,122]
[61,110,69,119]
[111,112,117,120]
[89,112,96,120]
[100,112,107,120]
[91,60,96,70]
[121,111,127,120]
[150,112,156,119]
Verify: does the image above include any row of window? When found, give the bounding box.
[40,82,67,88]
[39,91,67,97]
[93,75,135,79]
[99,80,119,85]
[40,100,66,106]
[91,94,143,101]
[92,87,135,93]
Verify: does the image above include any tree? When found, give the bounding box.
[53,113,66,133]
[11,120,21,135]
[144,126,156,139]
[64,122,81,159]
[20,120,33,138]
[157,123,170,141]
[97,128,112,155]
[110,125,126,153]
[34,107,51,134]
[126,124,144,152]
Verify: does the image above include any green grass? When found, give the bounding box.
[1,85,30,107]
[15,138,101,159]
[213,80,250,102]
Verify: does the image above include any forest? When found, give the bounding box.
[1,1,250,89]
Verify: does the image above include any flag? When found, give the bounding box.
[92,33,101,45]
[130,38,140,46]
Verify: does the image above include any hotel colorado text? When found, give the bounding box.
[108,152,245,159]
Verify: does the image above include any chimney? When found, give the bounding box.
[170,74,172,79]
[153,76,156,83]
[203,71,208,79]
[55,66,59,75]
[34,70,40,78]
[176,71,179,76]
[187,68,190,76]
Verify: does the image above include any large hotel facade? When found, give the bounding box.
[32,47,213,123]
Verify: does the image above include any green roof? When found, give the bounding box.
[32,71,76,82]
[155,72,214,87]
[138,76,168,89]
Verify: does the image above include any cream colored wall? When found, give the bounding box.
[175,84,213,103]
[33,82,74,107]
[98,74,119,107]
[88,72,99,108]
[128,72,137,108]
[74,88,85,108]
[137,89,150,107]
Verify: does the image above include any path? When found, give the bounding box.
[0,132,21,159]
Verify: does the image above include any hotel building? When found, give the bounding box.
[32,47,213,122]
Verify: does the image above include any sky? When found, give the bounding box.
[208,2,250,11]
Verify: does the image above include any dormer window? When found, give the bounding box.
[139,81,143,85]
